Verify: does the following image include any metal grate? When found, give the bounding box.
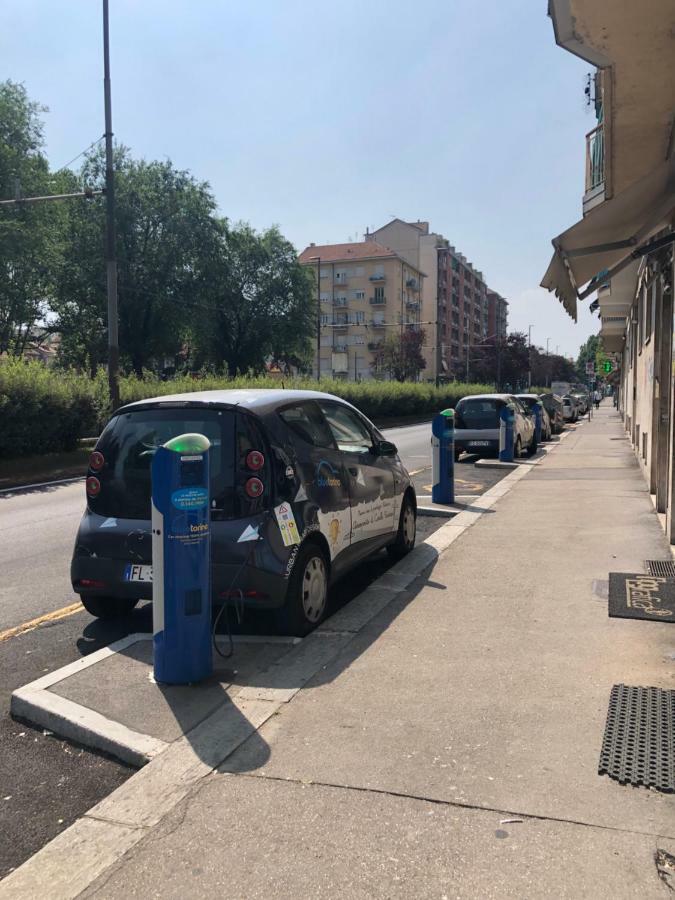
[645,559,675,578]
[599,684,675,792]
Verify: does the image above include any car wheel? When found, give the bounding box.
[80,595,138,619]
[276,541,328,636]
[387,493,416,561]
[527,435,538,456]
[514,436,522,458]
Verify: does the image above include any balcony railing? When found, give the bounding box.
[369,296,386,305]
[406,277,419,290]
[585,124,604,192]
[369,273,385,282]
[367,341,383,351]
[333,298,348,307]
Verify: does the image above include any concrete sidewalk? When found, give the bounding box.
[8,405,675,897]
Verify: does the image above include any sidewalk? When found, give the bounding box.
[8,405,675,897]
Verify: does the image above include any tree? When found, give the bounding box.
[531,347,576,387]
[375,329,427,382]
[52,147,223,376]
[470,331,530,389]
[0,81,62,355]
[195,223,315,375]
[575,334,601,382]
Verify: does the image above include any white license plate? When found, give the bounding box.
[469,441,491,447]
[124,564,153,583]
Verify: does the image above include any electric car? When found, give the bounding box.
[516,394,552,441]
[71,389,416,635]
[453,393,536,459]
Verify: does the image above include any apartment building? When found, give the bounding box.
[541,0,675,541]
[369,219,505,381]
[487,290,508,342]
[298,241,424,380]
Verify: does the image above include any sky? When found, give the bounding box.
[3,0,598,359]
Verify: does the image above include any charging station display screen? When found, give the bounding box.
[180,459,204,486]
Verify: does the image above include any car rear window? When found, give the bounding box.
[455,399,501,429]
[90,407,269,520]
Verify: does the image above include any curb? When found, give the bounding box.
[0,431,565,899]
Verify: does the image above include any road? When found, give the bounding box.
[0,420,506,878]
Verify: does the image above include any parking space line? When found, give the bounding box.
[0,602,83,644]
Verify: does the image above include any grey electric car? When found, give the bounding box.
[71,390,417,635]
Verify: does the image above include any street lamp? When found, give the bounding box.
[527,324,533,389]
[307,256,321,380]
[546,337,550,355]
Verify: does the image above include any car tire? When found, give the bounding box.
[275,541,329,636]
[387,493,416,561]
[514,436,522,458]
[80,595,138,619]
[527,436,538,457]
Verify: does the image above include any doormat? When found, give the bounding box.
[599,684,675,792]
[608,573,675,623]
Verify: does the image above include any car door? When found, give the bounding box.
[318,400,396,554]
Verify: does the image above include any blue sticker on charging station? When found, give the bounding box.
[171,487,209,510]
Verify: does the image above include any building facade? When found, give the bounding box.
[369,219,504,381]
[541,0,675,541]
[486,290,508,342]
[298,241,424,380]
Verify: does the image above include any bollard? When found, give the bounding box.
[533,400,543,444]
[499,405,515,462]
[151,433,213,684]
[431,408,455,504]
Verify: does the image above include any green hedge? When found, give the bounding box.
[0,361,493,460]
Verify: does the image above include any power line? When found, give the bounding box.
[53,135,105,176]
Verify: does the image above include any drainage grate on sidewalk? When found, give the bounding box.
[599,684,675,792]
[645,559,675,578]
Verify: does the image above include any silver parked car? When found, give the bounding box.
[454,394,536,459]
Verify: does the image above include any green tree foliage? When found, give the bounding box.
[0,80,64,354]
[375,329,427,382]
[575,334,601,381]
[195,223,315,375]
[470,332,576,389]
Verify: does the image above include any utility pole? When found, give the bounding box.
[103,0,119,409]
[496,303,502,391]
[527,324,533,390]
[308,256,321,380]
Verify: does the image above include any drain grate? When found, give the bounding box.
[645,559,675,577]
[599,684,675,792]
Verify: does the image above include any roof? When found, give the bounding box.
[116,389,353,417]
[299,241,399,264]
[457,393,516,401]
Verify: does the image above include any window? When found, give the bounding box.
[645,279,655,344]
[319,268,329,279]
[374,286,385,302]
[279,402,335,449]
[320,314,330,325]
[355,266,365,277]
[320,292,331,304]
[353,290,365,300]
[319,402,373,453]
[638,284,645,348]
[353,311,365,324]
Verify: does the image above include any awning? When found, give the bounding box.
[541,157,675,321]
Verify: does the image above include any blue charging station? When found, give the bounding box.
[151,433,212,685]
[533,400,543,444]
[499,406,515,462]
[431,409,455,504]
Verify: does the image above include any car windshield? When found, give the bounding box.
[90,408,235,520]
[455,399,500,429]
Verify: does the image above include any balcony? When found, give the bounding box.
[369,296,386,305]
[406,277,419,290]
[367,341,383,351]
[333,343,348,353]
[370,319,385,328]
[406,299,420,310]
[333,297,348,307]
[583,123,605,213]
[369,273,385,282]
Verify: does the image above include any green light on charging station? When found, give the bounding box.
[164,433,211,454]
[441,408,454,418]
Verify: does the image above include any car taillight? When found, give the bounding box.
[245,450,265,471]
[78,578,106,589]
[86,476,101,498]
[244,477,264,498]
[89,450,105,472]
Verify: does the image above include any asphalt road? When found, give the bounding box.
[0,420,508,879]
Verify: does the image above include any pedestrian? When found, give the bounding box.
[594,388,601,409]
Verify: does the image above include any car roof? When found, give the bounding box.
[116,388,352,417]
[457,393,515,402]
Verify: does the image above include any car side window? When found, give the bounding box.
[278,402,335,449]
[319,402,373,454]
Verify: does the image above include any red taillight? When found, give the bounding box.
[78,578,106,589]
[245,450,265,471]
[86,476,101,498]
[89,450,105,472]
[244,477,264,498]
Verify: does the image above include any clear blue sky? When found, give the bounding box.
[4,0,597,358]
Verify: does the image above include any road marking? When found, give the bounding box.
[0,602,83,644]
[409,466,430,476]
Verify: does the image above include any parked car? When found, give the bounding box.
[573,392,589,415]
[539,392,564,434]
[71,390,417,635]
[454,394,536,459]
[562,395,578,423]
[516,394,552,441]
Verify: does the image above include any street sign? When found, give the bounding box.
[585,361,596,375]
[603,360,613,373]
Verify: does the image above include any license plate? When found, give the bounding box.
[124,564,153,583]
[469,441,491,447]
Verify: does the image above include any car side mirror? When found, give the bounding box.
[375,440,397,457]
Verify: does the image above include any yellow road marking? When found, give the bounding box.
[0,602,83,643]
[409,466,430,476]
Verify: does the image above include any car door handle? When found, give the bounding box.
[348,467,358,476]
